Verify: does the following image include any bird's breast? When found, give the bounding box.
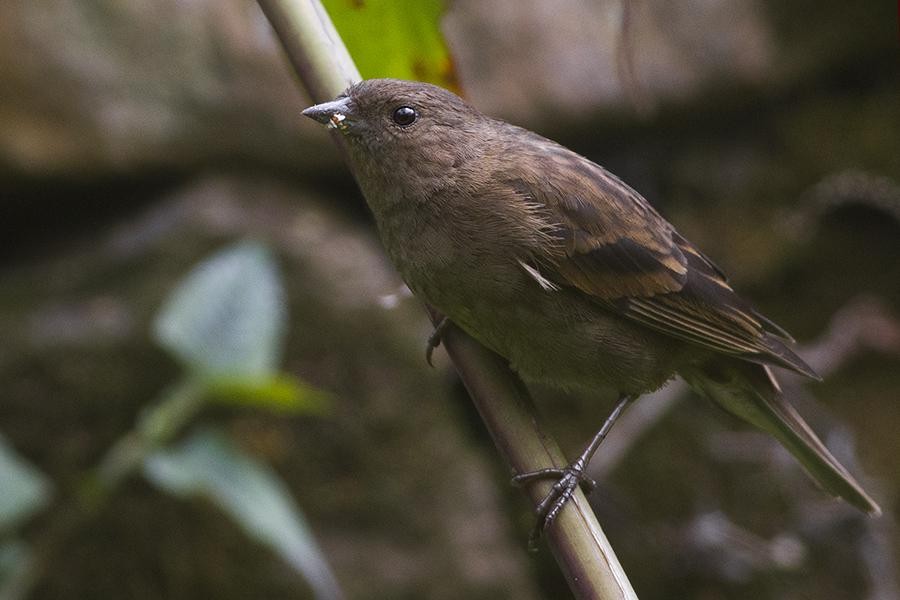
[375,198,526,307]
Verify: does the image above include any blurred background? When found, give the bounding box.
[1,0,898,598]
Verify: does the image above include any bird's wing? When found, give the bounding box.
[506,150,817,378]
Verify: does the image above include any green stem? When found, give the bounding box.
[96,378,205,490]
[440,324,636,599]
[256,1,637,597]
[257,0,360,101]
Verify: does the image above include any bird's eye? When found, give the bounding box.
[392,106,418,127]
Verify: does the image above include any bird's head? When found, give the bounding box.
[303,79,487,189]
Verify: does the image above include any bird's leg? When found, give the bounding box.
[425,317,451,367]
[512,394,634,547]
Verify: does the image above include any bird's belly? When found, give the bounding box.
[419,263,681,395]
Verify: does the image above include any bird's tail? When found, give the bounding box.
[682,360,880,516]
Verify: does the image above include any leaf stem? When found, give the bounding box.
[95,378,206,490]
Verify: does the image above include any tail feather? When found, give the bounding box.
[757,333,821,381]
[684,361,880,516]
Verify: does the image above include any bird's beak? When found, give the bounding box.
[302,97,353,131]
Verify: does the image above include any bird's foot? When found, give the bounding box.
[510,394,634,549]
[425,317,450,367]
[512,460,595,550]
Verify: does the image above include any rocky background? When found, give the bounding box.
[1,0,898,598]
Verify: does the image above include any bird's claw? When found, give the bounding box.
[425,317,450,367]
[512,462,595,549]
[511,467,596,493]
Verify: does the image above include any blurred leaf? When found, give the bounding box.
[154,241,287,378]
[322,0,458,91]
[144,428,342,600]
[0,435,51,532]
[207,374,331,415]
[0,540,30,596]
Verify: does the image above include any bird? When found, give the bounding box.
[302,78,881,536]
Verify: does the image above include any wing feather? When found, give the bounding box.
[502,141,816,378]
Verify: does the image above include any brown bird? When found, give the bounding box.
[303,79,880,534]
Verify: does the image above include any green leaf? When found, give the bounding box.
[154,241,287,378]
[144,429,342,600]
[0,435,52,532]
[207,374,331,415]
[322,0,458,90]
